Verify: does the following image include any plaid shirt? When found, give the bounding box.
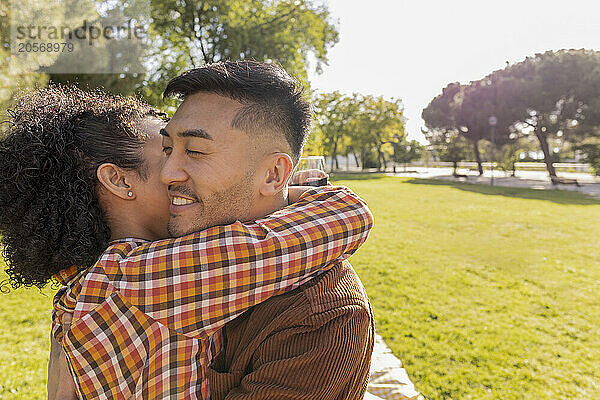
[52,186,373,400]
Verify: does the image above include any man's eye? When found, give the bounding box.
[186,149,206,156]
[162,146,172,155]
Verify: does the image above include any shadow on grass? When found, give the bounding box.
[405,178,600,205]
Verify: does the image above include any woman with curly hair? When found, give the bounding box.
[0,85,372,399]
[0,86,170,289]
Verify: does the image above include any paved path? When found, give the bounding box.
[383,167,600,198]
[365,334,425,400]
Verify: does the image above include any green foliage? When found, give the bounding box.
[574,138,600,175]
[424,49,600,178]
[421,82,493,174]
[17,0,338,110]
[497,138,536,176]
[313,92,406,170]
[392,138,423,166]
[313,91,361,169]
[301,123,325,157]
[49,73,144,97]
[497,146,520,176]
[149,0,337,78]
[422,81,511,148]
[333,175,600,400]
[426,128,473,174]
[484,50,600,177]
[141,0,338,105]
[0,2,48,123]
[360,149,380,169]
[354,95,405,170]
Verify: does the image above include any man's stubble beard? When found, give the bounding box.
[167,168,257,237]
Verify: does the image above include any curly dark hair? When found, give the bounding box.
[0,85,164,289]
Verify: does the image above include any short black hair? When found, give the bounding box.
[163,60,311,161]
[0,85,164,288]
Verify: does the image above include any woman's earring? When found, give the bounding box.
[127,191,134,197]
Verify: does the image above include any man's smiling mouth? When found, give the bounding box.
[171,196,195,206]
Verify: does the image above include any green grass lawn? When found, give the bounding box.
[333,175,600,400]
[0,281,53,399]
[1,176,599,399]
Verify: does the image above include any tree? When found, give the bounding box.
[144,0,338,105]
[497,137,535,177]
[47,0,149,95]
[421,83,461,144]
[489,50,600,178]
[391,137,423,171]
[431,131,472,176]
[48,0,339,106]
[422,81,514,176]
[313,92,360,170]
[422,84,468,176]
[575,138,600,175]
[313,93,406,171]
[456,80,516,176]
[0,0,49,122]
[352,95,405,171]
[425,50,600,179]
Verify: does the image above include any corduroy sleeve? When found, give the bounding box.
[220,305,374,400]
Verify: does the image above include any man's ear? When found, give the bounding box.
[258,153,294,197]
[96,163,136,200]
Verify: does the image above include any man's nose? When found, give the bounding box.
[160,152,189,185]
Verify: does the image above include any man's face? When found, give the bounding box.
[160,92,259,237]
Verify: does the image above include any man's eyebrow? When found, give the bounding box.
[179,129,214,140]
[159,128,214,141]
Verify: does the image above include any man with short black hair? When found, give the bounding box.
[160,60,374,399]
[160,61,312,235]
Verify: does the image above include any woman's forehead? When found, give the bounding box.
[137,116,168,136]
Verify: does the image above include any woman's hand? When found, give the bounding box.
[289,169,328,186]
[288,169,330,204]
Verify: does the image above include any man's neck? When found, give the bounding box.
[248,191,288,221]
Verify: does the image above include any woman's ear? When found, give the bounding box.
[259,153,294,197]
[96,163,136,200]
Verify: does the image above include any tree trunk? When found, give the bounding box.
[534,129,557,178]
[377,145,386,171]
[330,141,338,171]
[361,149,367,170]
[353,152,360,168]
[452,161,458,176]
[472,139,483,175]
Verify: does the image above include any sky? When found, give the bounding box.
[307,0,600,143]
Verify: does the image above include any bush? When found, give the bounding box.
[575,140,600,175]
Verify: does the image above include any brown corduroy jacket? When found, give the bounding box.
[207,260,374,400]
